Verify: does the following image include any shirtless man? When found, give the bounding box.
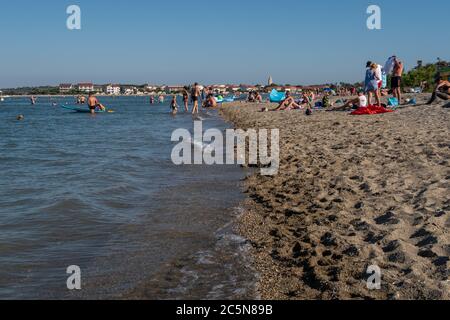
[87,92,100,114]
[427,75,450,106]
[391,56,404,104]
[191,83,201,114]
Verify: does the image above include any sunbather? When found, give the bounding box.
[329,91,367,111]
[427,75,450,105]
[274,91,301,111]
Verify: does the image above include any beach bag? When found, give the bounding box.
[388,97,399,107]
[315,101,323,108]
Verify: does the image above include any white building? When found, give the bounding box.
[105,84,121,95]
[77,83,94,93]
[59,83,73,94]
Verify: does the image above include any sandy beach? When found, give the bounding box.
[220,94,449,300]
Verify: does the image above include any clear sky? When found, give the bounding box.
[0,0,449,88]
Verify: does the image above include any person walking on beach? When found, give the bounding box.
[182,87,189,112]
[391,56,404,104]
[191,83,201,114]
[365,62,382,106]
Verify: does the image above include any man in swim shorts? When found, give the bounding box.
[391,56,404,104]
[87,92,100,114]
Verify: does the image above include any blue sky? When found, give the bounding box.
[0,0,449,88]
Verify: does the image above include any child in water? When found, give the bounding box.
[170,95,178,115]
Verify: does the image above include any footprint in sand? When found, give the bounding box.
[375,211,400,225]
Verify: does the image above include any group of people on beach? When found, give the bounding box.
[168,83,204,115]
[168,83,232,115]
[271,55,406,113]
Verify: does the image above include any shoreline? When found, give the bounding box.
[220,94,449,300]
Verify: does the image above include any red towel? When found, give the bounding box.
[351,105,394,115]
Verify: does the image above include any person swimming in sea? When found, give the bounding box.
[30,96,36,105]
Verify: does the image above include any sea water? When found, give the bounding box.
[0,96,256,299]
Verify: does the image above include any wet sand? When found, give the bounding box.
[220,94,449,300]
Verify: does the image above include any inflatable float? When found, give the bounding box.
[269,89,286,103]
[60,105,107,113]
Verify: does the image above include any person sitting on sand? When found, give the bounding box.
[322,92,332,108]
[329,90,367,111]
[365,62,382,106]
[203,94,218,108]
[248,91,256,102]
[427,74,450,106]
[170,95,178,115]
[254,91,263,103]
[274,91,301,111]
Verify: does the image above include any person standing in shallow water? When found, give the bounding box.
[191,83,201,114]
[182,87,189,112]
[87,92,105,114]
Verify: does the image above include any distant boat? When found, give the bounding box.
[0,91,4,102]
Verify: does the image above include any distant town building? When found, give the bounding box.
[105,84,121,95]
[77,83,94,93]
[59,83,73,94]
[93,85,103,94]
[227,85,240,92]
[166,85,185,93]
[144,84,158,92]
